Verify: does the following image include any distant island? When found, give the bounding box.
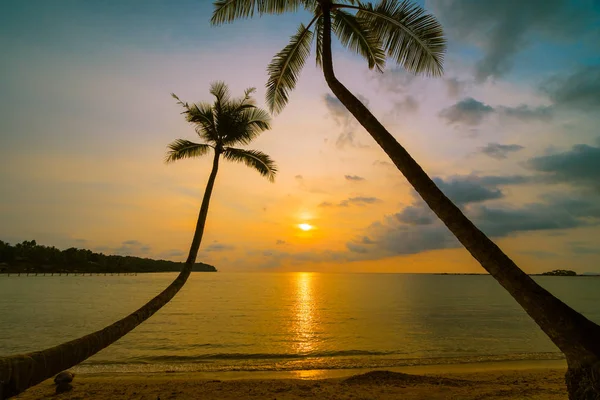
[434,270,598,277]
[0,240,216,274]
[538,269,577,276]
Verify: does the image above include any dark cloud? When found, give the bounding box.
[480,143,525,160]
[348,194,600,257]
[276,240,286,245]
[395,206,436,226]
[345,175,365,181]
[361,236,375,244]
[323,93,370,149]
[203,242,235,252]
[433,176,504,205]
[568,242,600,255]
[346,242,369,254]
[438,97,494,126]
[541,66,600,111]
[527,144,600,189]
[345,168,600,257]
[295,175,303,180]
[430,0,599,81]
[440,98,552,126]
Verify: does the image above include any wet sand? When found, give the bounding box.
[16,361,568,399]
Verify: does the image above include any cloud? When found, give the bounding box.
[527,144,600,189]
[203,242,235,252]
[276,240,286,245]
[323,93,370,149]
[541,66,600,112]
[395,206,436,226]
[373,160,393,168]
[568,242,600,255]
[348,194,600,257]
[372,68,417,93]
[440,98,554,126]
[114,240,151,256]
[391,96,419,113]
[319,196,382,208]
[122,239,142,246]
[159,249,186,258]
[445,77,467,97]
[497,105,554,121]
[345,169,600,258]
[295,175,303,180]
[438,97,494,126]
[480,143,525,160]
[345,175,365,182]
[433,176,504,205]
[430,0,599,81]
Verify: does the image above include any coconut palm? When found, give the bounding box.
[211,1,600,398]
[0,81,276,399]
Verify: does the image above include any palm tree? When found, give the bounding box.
[0,81,276,399]
[166,82,277,266]
[211,2,600,398]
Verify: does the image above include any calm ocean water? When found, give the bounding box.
[1,273,598,374]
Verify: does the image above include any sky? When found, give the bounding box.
[1,0,599,273]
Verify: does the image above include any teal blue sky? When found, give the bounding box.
[1,1,599,273]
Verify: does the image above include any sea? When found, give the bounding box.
[1,273,598,375]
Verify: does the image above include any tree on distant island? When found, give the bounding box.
[211,2,600,397]
[0,81,277,398]
[542,269,577,277]
[0,239,216,274]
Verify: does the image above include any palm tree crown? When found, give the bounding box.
[211,0,446,114]
[167,81,277,181]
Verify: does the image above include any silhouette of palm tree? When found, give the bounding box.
[211,2,600,398]
[0,81,277,399]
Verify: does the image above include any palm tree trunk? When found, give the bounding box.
[0,152,221,399]
[319,5,600,398]
[185,150,221,265]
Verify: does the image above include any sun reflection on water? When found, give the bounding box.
[292,272,318,354]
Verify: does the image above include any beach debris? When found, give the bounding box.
[54,371,75,385]
[54,371,75,394]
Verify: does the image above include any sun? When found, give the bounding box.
[298,223,313,231]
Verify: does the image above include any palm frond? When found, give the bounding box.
[223,147,277,182]
[172,93,219,143]
[211,0,306,25]
[332,9,386,72]
[165,140,212,163]
[351,0,446,76]
[266,23,314,114]
[221,107,272,146]
[209,81,231,112]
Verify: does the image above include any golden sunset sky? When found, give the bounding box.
[1,1,599,273]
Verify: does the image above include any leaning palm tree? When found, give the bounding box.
[211,2,600,398]
[0,81,276,399]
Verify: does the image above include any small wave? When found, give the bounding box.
[138,350,400,362]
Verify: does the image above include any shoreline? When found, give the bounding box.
[17,360,569,399]
[75,358,567,381]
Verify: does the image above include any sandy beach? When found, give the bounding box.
[16,361,568,399]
